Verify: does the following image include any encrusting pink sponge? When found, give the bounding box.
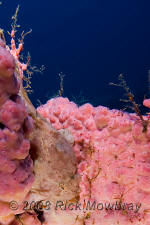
[0,38,34,223]
[37,96,150,225]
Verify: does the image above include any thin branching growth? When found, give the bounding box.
[110,74,148,132]
[24,53,45,93]
[0,29,5,42]
[58,72,65,96]
[37,99,43,107]
[11,5,20,33]
[8,6,45,93]
[71,91,88,106]
[21,30,32,40]
[19,29,32,44]
[10,6,32,43]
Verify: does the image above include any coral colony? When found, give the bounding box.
[0,6,150,225]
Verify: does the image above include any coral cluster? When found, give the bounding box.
[38,97,150,225]
[0,9,150,224]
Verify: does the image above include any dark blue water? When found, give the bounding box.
[1,0,150,114]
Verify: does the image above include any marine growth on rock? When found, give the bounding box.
[0,7,150,225]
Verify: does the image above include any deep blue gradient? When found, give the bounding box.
[1,0,150,113]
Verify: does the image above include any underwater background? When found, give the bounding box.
[1,0,150,114]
